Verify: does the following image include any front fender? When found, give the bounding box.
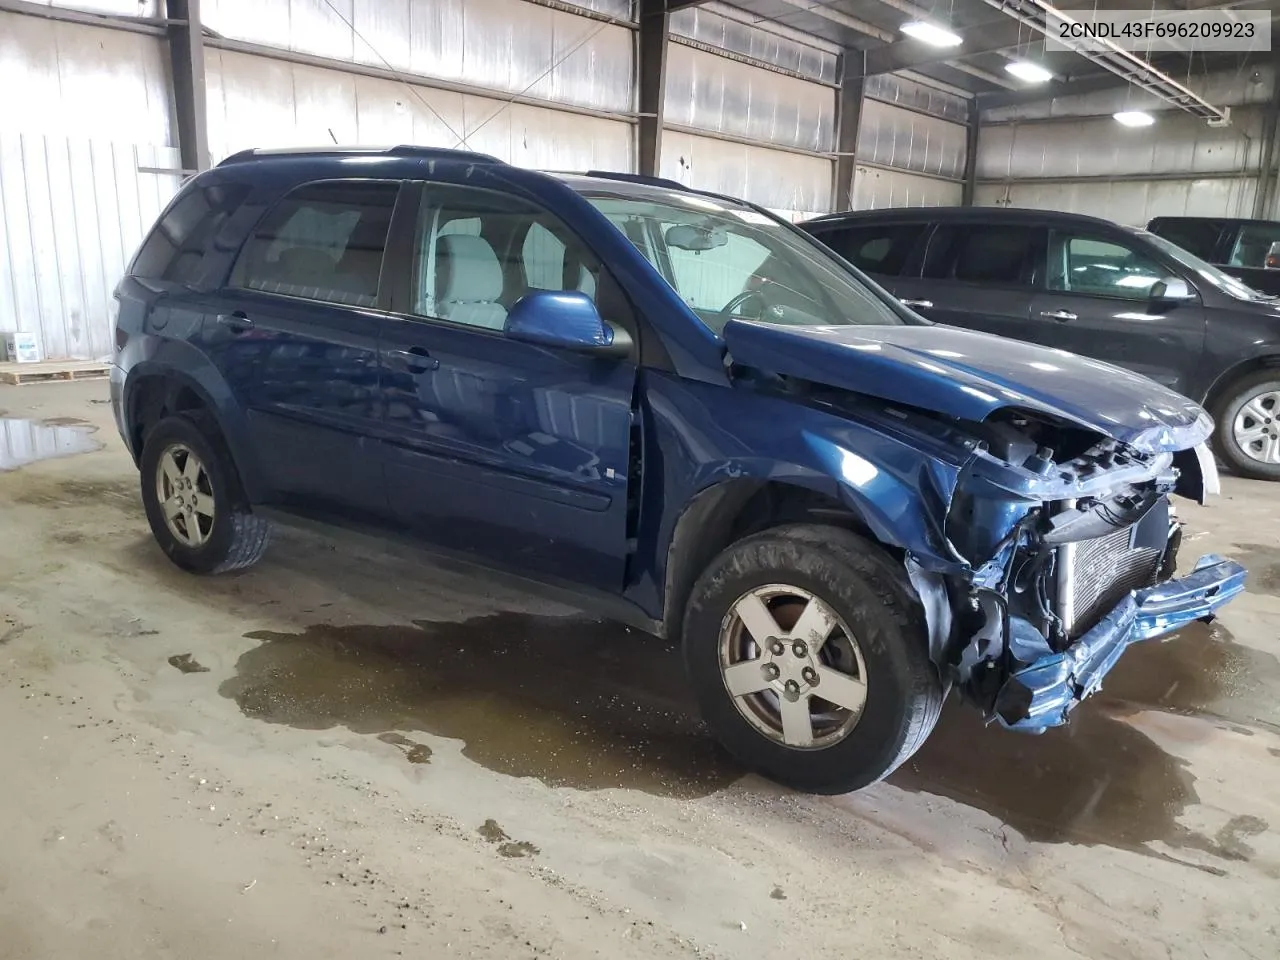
[630,371,973,623]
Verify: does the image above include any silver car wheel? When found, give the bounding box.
[716,584,868,750]
[155,443,216,548]
[1231,389,1280,465]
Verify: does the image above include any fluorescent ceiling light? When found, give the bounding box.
[1004,60,1053,84]
[1114,110,1155,127]
[900,21,962,47]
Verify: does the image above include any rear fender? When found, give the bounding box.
[123,340,268,503]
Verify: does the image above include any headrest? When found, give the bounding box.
[437,234,503,303]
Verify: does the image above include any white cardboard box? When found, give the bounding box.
[2,332,41,364]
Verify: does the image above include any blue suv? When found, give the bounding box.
[111,146,1245,793]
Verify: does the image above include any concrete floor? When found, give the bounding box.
[1,380,1278,960]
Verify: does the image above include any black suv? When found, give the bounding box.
[1147,216,1280,297]
[801,206,1280,481]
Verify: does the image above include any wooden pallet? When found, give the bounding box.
[0,360,111,386]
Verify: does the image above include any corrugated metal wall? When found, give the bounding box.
[0,11,177,360]
[853,73,968,211]
[976,67,1275,226]
[0,0,984,359]
[204,50,634,172]
[661,4,838,216]
[203,0,635,117]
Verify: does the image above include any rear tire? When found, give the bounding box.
[139,414,270,574]
[682,524,943,794]
[1210,369,1280,481]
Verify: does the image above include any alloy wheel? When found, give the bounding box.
[717,584,868,750]
[155,443,216,548]
[1231,389,1280,465]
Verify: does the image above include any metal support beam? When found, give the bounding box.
[862,18,1028,76]
[165,0,209,173]
[774,0,895,43]
[636,0,669,177]
[963,99,980,205]
[832,49,865,212]
[1254,45,1280,218]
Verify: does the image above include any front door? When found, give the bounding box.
[201,179,401,519]
[895,222,1046,342]
[1026,229,1207,394]
[377,179,637,591]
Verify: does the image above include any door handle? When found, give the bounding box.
[216,311,254,333]
[385,346,439,372]
[1039,309,1078,322]
[900,298,933,309]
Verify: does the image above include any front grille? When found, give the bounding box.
[1058,525,1163,638]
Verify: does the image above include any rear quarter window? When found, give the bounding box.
[131,181,250,284]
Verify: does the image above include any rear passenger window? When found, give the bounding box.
[131,182,249,284]
[232,181,398,308]
[819,223,926,276]
[924,224,1044,286]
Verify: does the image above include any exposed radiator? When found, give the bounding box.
[1057,525,1164,639]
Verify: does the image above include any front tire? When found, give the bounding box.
[139,414,270,574]
[1210,369,1280,481]
[682,524,944,794]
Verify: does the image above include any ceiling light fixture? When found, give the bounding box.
[1004,60,1053,83]
[900,21,963,47]
[1114,110,1155,127]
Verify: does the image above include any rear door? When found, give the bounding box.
[1026,228,1206,393]
[201,179,400,518]
[376,178,638,591]
[894,221,1046,340]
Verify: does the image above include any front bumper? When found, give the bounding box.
[993,554,1247,732]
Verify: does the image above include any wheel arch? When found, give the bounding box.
[1201,353,1280,413]
[123,359,268,503]
[659,476,890,643]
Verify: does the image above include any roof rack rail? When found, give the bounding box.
[582,170,692,192]
[217,145,502,167]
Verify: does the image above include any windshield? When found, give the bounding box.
[582,191,905,333]
[1137,229,1273,301]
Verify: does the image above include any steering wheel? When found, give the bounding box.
[719,288,767,319]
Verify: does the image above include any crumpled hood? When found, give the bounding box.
[723,320,1212,452]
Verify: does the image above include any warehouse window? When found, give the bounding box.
[232,180,398,308]
[131,182,249,285]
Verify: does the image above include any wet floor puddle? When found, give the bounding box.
[892,621,1279,862]
[0,417,98,471]
[219,613,741,799]
[222,613,1277,858]
[1226,542,1280,596]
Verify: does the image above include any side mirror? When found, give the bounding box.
[1266,240,1280,269]
[1149,276,1195,302]
[504,290,632,358]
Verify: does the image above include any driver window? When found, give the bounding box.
[409,183,634,339]
[1049,233,1165,298]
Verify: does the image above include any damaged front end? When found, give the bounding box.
[907,408,1246,733]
